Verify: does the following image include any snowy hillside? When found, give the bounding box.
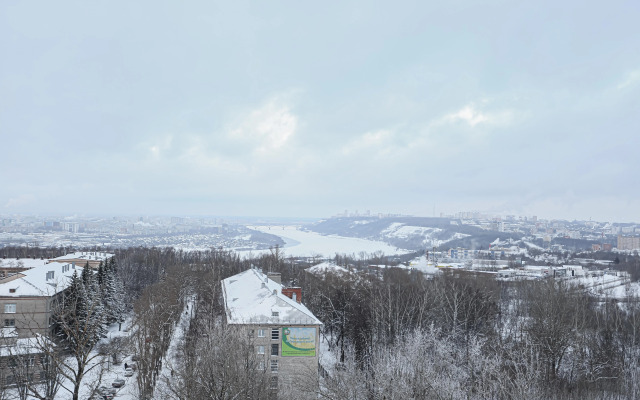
[308,217,521,251]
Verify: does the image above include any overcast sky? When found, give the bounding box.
[1,1,639,222]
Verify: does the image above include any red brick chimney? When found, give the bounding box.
[281,287,302,303]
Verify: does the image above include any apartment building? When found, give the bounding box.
[221,269,322,398]
[618,235,640,251]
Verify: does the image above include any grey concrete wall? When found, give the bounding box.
[0,297,51,337]
[241,323,320,398]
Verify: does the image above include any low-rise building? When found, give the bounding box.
[0,258,49,279]
[0,331,53,387]
[221,269,322,397]
[48,251,113,269]
[0,262,83,337]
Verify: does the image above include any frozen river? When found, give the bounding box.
[241,225,410,258]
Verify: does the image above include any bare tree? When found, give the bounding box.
[8,334,62,400]
[133,275,183,400]
[164,322,270,400]
[50,271,108,400]
[526,279,577,381]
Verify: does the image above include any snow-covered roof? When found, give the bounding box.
[0,262,84,297]
[0,334,55,357]
[0,258,51,270]
[48,251,114,264]
[221,269,321,326]
[0,327,17,338]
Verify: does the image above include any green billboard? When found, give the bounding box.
[281,327,316,357]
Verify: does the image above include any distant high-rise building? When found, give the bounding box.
[618,235,640,250]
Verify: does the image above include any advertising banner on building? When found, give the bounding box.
[281,327,316,357]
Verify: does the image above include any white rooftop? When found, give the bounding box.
[0,334,55,357]
[0,258,50,270]
[49,251,114,263]
[0,262,84,297]
[222,269,321,326]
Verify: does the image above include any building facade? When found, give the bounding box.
[0,261,83,338]
[221,269,322,398]
[618,235,640,251]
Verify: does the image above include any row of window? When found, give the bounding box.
[251,328,280,380]
[256,343,279,356]
[5,371,46,385]
[1,355,40,369]
[256,359,279,373]
[249,328,279,340]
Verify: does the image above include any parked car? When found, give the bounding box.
[92,394,113,400]
[124,367,134,377]
[96,386,115,399]
[98,386,116,395]
[112,378,125,388]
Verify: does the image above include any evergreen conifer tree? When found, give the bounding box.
[96,261,105,286]
[102,257,126,324]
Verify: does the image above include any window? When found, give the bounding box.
[271,311,279,317]
[248,329,255,338]
[271,329,279,340]
[257,360,265,370]
[40,371,46,380]
[4,304,16,314]
[4,319,14,327]
[270,359,278,372]
[257,329,265,337]
[270,376,278,389]
[271,344,279,356]
[257,345,265,355]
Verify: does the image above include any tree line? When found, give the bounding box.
[5,245,640,399]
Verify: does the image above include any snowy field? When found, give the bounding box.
[573,274,638,299]
[241,225,411,258]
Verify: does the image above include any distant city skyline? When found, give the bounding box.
[1,210,637,225]
[2,1,638,223]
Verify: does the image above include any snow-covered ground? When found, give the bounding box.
[4,320,139,400]
[379,223,469,248]
[306,261,350,277]
[154,296,195,398]
[571,274,638,299]
[5,296,194,400]
[241,225,411,258]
